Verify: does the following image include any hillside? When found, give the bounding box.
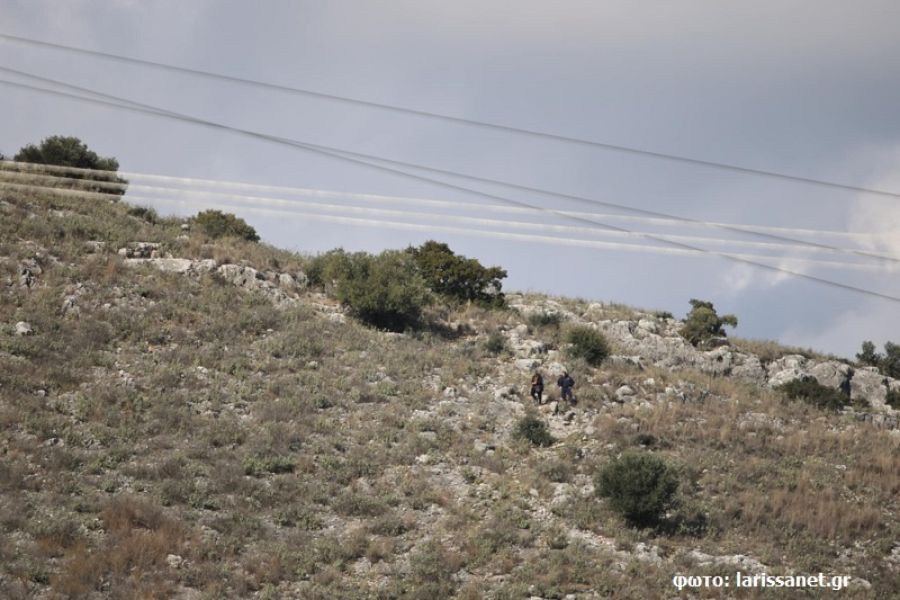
[1,185,899,599]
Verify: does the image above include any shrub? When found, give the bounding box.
[484,332,507,355]
[193,209,260,242]
[409,240,507,306]
[127,205,158,224]
[595,451,678,526]
[333,250,428,331]
[565,325,610,366]
[527,311,563,328]
[14,135,127,195]
[514,416,554,447]
[885,387,900,410]
[243,456,295,476]
[776,376,849,412]
[680,298,737,347]
[307,249,354,287]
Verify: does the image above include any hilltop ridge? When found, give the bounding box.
[2,186,899,598]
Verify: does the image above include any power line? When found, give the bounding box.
[2,158,892,241]
[4,172,890,261]
[0,64,895,268]
[7,179,888,273]
[2,76,899,304]
[2,31,899,201]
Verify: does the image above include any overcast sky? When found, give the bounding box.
[3,1,899,357]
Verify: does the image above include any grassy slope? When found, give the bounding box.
[1,188,898,599]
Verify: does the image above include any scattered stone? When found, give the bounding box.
[615,385,635,402]
[118,242,161,259]
[166,554,184,569]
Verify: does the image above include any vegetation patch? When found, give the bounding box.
[514,416,555,447]
[595,451,679,526]
[193,209,260,242]
[680,298,737,347]
[776,376,849,412]
[565,325,610,366]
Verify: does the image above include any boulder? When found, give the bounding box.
[850,368,890,409]
[515,358,541,371]
[15,321,33,336]
[615,385,636,402]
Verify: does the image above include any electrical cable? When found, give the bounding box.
[2,75,899,303]
[3,31,900,200]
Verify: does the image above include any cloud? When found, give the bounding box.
[847,145,900,257]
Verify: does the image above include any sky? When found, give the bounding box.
[2,0,899,357]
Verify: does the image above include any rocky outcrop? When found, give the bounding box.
[503,295,898,417]
[117,242,161,259]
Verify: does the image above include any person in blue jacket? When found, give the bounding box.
[557,371,575,405]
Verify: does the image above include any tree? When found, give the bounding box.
[680,298,738,347]
[193,209,260,242]
[13,135,127,195]
[856,341,880,367]
[409,240,507,306]
[855,340,900,379]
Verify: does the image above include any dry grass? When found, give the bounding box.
[2,185,897,598]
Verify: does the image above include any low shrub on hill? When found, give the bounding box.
[483,332,507,355]
[514,416,554,447]
[193,209,260,242]
[332,250,428,332]
[527,311,563,329]
[776,376,849,412]
[307,248,353,288]
[595,452,678,527]
[565,325,610,366]
[885,387,900,410]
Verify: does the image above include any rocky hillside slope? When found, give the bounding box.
[1,187,898,599]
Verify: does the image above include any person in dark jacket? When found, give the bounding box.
[530,371,544,405]
[557,371,575,404]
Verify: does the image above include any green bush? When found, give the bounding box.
[527,311,563,328]
[884,387,900,409]
[680,298,738,347]
[193,209,260,242]
[243,455,295,476]
[127,205,158,224]
[856,340,900,379]
[776,376,849,412]
[484,332,507,355]
[595,451,678,526]
[333,250,428,331]
[14,135,128,195]
[565,325,610,366]
[307,248,354,287]
[409,240,507,306]
[514,416,554,447]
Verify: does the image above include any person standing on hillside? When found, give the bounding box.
[557,371,575,405]
[530,371,544,405]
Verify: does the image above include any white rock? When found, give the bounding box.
[15,321,33,336]
[166,554,184,569]
[515,358,540,371]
